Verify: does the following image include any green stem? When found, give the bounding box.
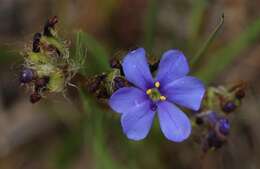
[143,0,158,53]
[190,13,224,66]
[195,17,260,84]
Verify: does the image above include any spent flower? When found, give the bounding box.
[20,16,80,103]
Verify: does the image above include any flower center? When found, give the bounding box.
[146,81,166,101]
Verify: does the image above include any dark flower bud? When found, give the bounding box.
[150,61,159,73]
[44,16,58,36]
[109,58,124,75]
[235,89,245,99]
[48,16,58,27]
[97,89,109,99]
[42,44,61,57]
[202,131,224,152]
[32,33,41,53]
[195,117,204,125]
[87,74,107,93]
[110,58,121,69]
[207,131,223,149]
[30,92,41,104]
[35,76,50,91]
[113,77,129,91]
[20,68,34,83]
[222,101,236,113]
[216,118,230,136]
[88,80,101,93]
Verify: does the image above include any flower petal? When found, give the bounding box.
[157,101,191,142]
[121,103,155,141]
[122,48,153,90]
[161,76,205,111]
[156,50,189,86]
[109,87,149,114]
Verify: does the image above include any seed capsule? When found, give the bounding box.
[97,89,109,99]
[44,16,58,36]
[32,33,41,52]
[109,58,124,75]
[113,76,129,91]
[206,131,223,149]
[20,68,34,83]
[88,74,107,93]
[202,130,225,152]
[110,58,121,69]
[35,76,50,91]
[235,89,245,99]
[30,92,41,103]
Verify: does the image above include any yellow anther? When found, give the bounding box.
[155,81,160,88]
[160,96,166,101]
[146,89,152,95]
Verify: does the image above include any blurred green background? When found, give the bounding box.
[0,0,260,169]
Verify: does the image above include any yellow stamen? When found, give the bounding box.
[146,89,152,95]
[155,81,160,88]
[160,96,166,101]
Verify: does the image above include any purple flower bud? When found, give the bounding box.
[20,68,34,83]
[217,118,230,136]
[222,101,236,113]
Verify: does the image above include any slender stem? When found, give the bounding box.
[143,0,158,53]
[190,13,224,66]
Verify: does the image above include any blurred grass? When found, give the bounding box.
[189,0,208,44]
[80,92,125,169]
[73,31,87,74]
[194,18,260,84]
[54,31,116,169]
[0,48,19,63]
[74,31,111,75]
[143,0,158,53]
[55,129,84,169]
[190,14,224,67]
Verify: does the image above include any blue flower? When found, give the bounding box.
[109,48,205,142]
